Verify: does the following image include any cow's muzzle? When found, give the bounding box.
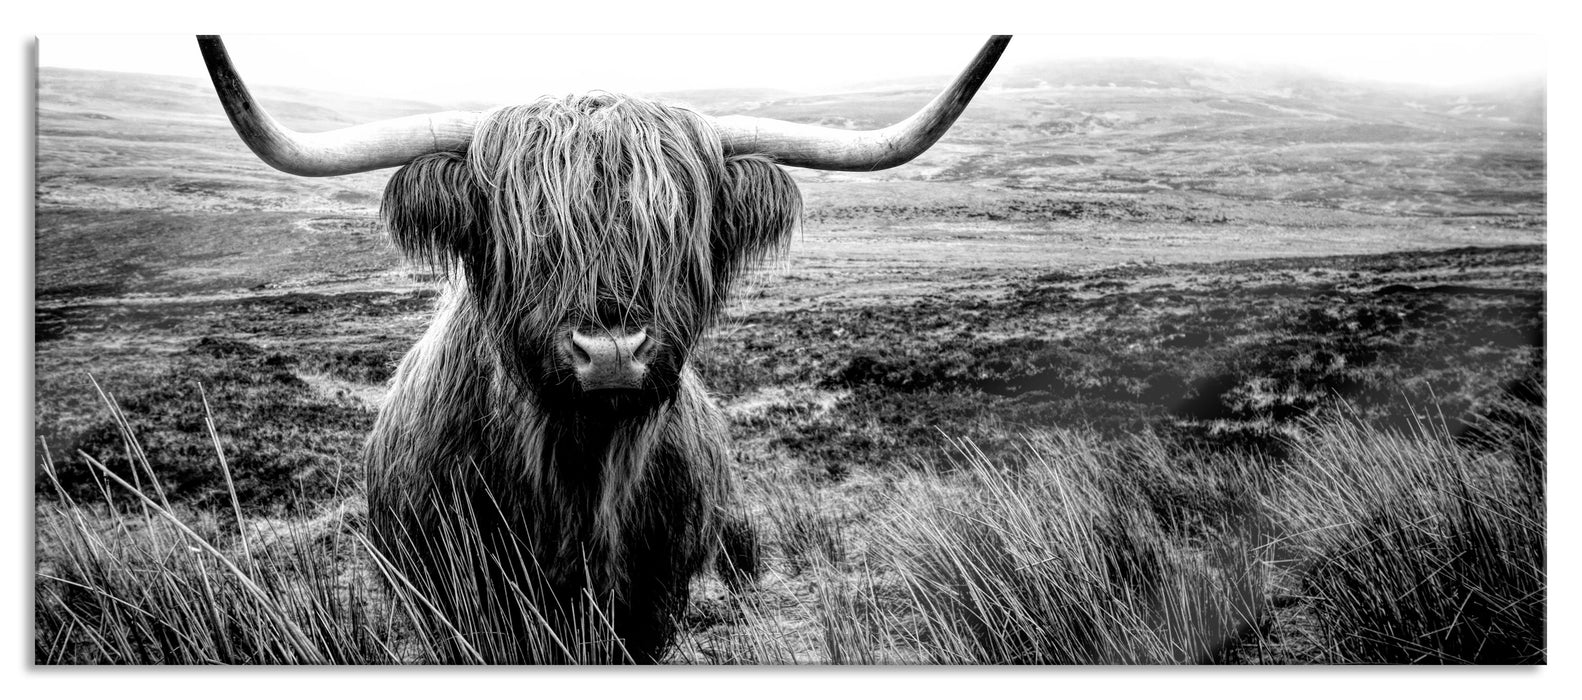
[568,327,656,392]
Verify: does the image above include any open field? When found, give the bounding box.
[34,59,1545,664]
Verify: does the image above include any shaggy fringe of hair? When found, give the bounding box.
[469,94,726,351]
[381,93,801,355]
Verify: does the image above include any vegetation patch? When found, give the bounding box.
[37,339,372,513]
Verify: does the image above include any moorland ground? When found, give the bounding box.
[33,58,1546,663]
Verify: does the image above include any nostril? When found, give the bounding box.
[631,330,656,364]
[568,333,592,367]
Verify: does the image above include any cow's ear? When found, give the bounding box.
[714,154,801,284]
[381,152,488,274]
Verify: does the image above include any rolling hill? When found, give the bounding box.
[35,59,1545,300]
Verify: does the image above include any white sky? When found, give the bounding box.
[37,33,1546,105]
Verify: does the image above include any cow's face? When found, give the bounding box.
[382,96,800,421]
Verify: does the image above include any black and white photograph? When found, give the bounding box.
[25,18,1553,675]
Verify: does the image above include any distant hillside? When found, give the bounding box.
[700,59,1544,219]
[36,59,1545,221]
[686,57,1543,127]
[38,67,458,130]
[33,60,1546,302]
[640,87,802,116]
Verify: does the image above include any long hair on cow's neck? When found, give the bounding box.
[466,95,726,376]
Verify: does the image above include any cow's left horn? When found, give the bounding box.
[198,36,479,177]
[710,35,1011,171]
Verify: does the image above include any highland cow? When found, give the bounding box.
[197,35,1009,663]
[367,97,799,662]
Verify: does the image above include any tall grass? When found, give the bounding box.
[34,389,630,665]
[35,389,1545,664]
[863,431,1270,664]
[361,481,635,664]
[1273,407,1546,663]
[36,448,396,664]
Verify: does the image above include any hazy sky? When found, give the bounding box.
[38,34,1546,105]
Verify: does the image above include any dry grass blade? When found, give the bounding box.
[199,384,256,576]
[73,450,328,664]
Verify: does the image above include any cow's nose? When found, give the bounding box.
[569,328,654,390]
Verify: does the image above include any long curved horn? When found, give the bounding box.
[197,36,479,177]
[200,35,1008,176]
[711,35,1011,171]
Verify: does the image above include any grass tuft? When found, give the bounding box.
[869,432,1268,664]
[1274,405,1545,663]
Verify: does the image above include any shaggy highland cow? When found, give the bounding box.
[368,98,799,661]
[197,35,1009,663]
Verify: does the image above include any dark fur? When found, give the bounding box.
[365,94,799,663]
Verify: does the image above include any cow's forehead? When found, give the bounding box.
[469,98,722,282]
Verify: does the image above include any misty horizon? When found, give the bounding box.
[37,35,1546,107]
